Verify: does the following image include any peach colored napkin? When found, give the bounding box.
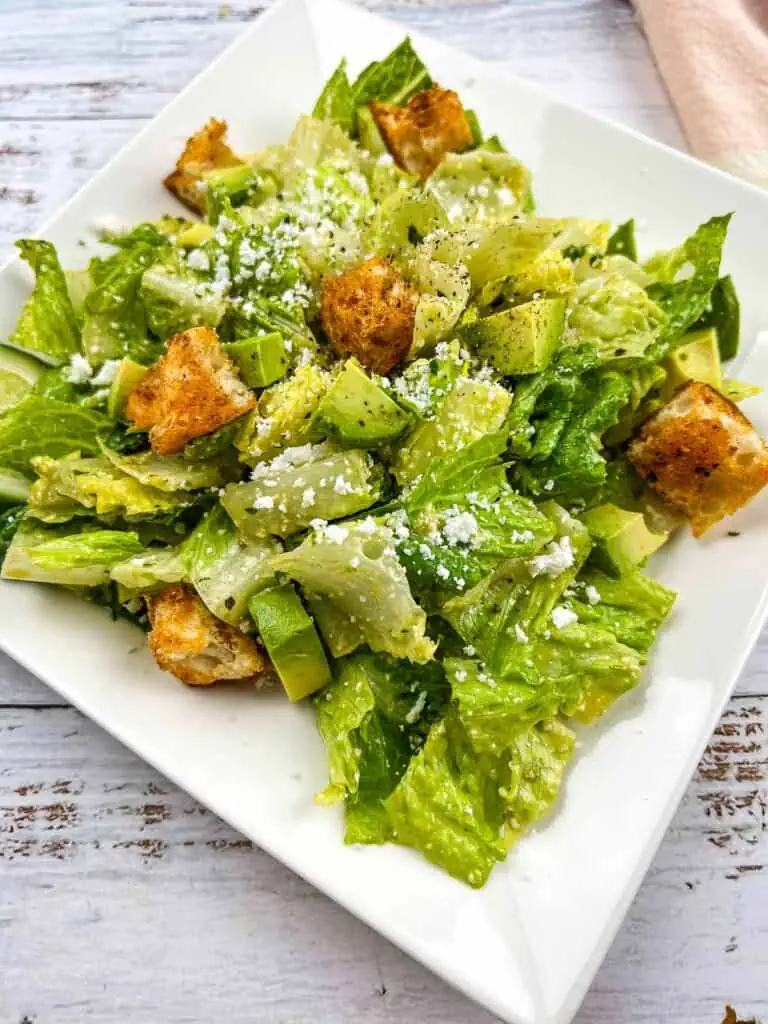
[635,0,768,187]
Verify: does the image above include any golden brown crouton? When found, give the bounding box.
[321,258,417,375]
[370,85,473,179]
[164,118,242,213]
[147,584,268,686]
[628,380,768,537]
[126,326,256,455]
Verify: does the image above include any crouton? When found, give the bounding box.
[147,584,268,686]
[321,258,417,375]
[628,380,768,536]
[164,118,242,213]
[126,326,256,455]
[370,85,473,179]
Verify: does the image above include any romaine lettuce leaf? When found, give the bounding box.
[392,377,511,486]
[351,38,431,107]
[430,151,530,226]
[564,567,676,654]
[110,547,186,593]
[406,244,470,355]
[82,238,168,365]
[223,446,382,540]
[180,503,279,624]
[2,522,143,586]
[236,364,330,464]
[0,395,108,475]
[98,440,235,492]
[644,214,731,361]
[441,504,591,677]
[313,59,356,135]
[8,240,81,365]
[139,252,227,340]
[315,651,448,844]
[274,518,436,663]
[27,455,187,523]
[513,369,631,502]
[567,271,666,366]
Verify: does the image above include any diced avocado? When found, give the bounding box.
[459,297,565,375]
[606,219,637,261]
[248,584,332,702]
[357,105,387,156]
[175,223,214,248]
[311,358,411,448]
[583,503,668,577]
[224,333,289,389]
[664,327,722,396]
[107,358,148,420]
[202,164,258,204]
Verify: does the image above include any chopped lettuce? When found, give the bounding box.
[98,440,235,492]
[567,272,666,366]
[8,240,81,365]
[222,446,382,540]
[82,237,168,365]
[2,523,143,586]
[27,455,188,524]
[236,364,330,464]
[139,252,227,340]
[351,37,431,107]
[110,547,186,593]
[274,518,436,663]
[180,503,279,624]
[430,151,531,226]
[644,214,731,360]
[441,504,591,677]
[0,395,108,475]
[392,376,511,487]
[312,59,356,135]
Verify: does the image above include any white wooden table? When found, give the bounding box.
[0,2,766,1022]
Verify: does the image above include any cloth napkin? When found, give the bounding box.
[634,0,768,187]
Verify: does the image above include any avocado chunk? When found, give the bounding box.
[174,223,214,248]
[664,327,722,396]
[248,584,331,702]
[311,358,411,447]
[583,503,668,577]
[202,164,258,204]
[458,297,565,375]
[107,358,148,420]
[224,333,289,389]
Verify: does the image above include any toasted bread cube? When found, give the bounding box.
[147,584,268,686]
[321,258,417,376]
[126,326,255,455]
[370,86,473,179]
[164,118,242,213]
[629,380,768,536]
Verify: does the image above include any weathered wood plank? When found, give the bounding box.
[0,700,765,1023]
[0,0,681,147]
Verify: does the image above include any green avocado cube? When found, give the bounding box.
[224,332,289,389]
[664,327,722,396]
[248,584,331,702]
[458,296,565,375]
[107,358,148,420]
[583,503,668,577]
[311,358,411,448]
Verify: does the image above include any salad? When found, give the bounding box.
[1,38,767,888]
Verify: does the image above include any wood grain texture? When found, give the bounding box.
[0,2,765,1023]
[1,702,766,1024]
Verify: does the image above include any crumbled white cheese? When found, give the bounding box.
[404,691,428,725]
[514,623,528,644]
[441,509,479,548]
[333,475,354,495]
[551,606,578,630]
[463,645,476,657]
[435,564,450,580]
[63,353,93,385]
[529,536,575,578]
[186,248,210,273]
[90,359,121,387]
[301,487,316,508]
[585,584,601,606]
[252,495,274,510]
[323,524,349,544]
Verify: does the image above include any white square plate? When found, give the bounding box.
[2,2,768,1021]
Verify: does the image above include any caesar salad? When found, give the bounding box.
[1,38,766,888]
